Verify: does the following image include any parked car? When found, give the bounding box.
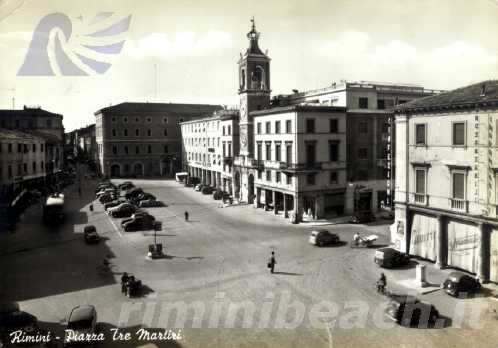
[385,295,439,327]
[118,181,134,189]
[185,177,200,187]
[104,198,126,210]
[121,212,155,227]
[83,225,100,244]
[64,305,97,347]
[212,190,223,200]
[194,184,204,191]
[139,199,163,208]
[374,247,410,268]
[349,211,376,223]
[0,309,41,344]
[202,186,214,194]
[108,203,137,218]
[122,215,156,232]
[443,272,481,297]
[99,193,117,204]
[96,188,116,199]
[125,188,144,200]
[308,229,340,246]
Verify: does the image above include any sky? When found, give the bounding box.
[0,0,497,131]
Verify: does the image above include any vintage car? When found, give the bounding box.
[385,295,439,327]
[83,225,100,244]
[374,247,410,268]
[443,272,481,297]
[309,230,341,247]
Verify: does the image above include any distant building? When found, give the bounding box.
[181,110,239,193]
[392,80,498,283]
[94,102,222,177]
[0,129,46,231]
[0,106,64,186]
[65,124,96,161]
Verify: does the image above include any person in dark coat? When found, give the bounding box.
[269,251,276,274]
[184,211,189,221]
[121,272,129,293]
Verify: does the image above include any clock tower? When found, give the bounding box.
[238,18,271,157]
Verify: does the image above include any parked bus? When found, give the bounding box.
[43,193,65,224]
[175,172,188,183]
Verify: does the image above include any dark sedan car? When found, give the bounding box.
[202,186,214,194]
[0,310,41,344]
[308,230,340,246]
[374,248,410,268]
[443,272,481,297]
[385,295,439,327]
[104,198,127,210]
[125,188,144,200]
[108,203,137,218]
[122,215,156,232]
[83,225,100,244]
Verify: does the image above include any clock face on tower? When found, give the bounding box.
[241,132,247,148]
[240,104,247,122]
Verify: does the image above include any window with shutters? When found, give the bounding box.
[415,124,426,145]
[452,122,465,146]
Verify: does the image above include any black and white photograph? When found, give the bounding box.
[0,0,497,347]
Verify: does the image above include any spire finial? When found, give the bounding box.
[251,16,255,31]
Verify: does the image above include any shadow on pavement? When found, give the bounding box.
[1,175,120,302]
[273,271,303,276]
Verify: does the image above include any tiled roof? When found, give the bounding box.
[95,102,223,115]
[0,107,62,118]
[0,128,44,141]
[395,80,498,112]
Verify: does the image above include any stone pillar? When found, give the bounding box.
[255,187,261,208]
[345,186,355,215]
[283,194,288,218]
[315,195,325,219]
[217,172,221,189]
[202,170,206,184]
[293,194,303,223]
[436,215,446,269]
[169,160,173,176]
[478,223,489,283]
[370,190,378,213]
[273,191,278,214]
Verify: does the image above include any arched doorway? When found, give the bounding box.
[234,171,241,199]
[248,174,254,204]
[110,164,120,177]
[133,162,143,177]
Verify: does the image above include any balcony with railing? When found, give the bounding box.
[412,193,428,206]
[281,162,322,172]
[450,198,468,213]
[263,160,286,170]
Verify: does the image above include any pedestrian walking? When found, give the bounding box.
[78,186,82,197]
[268,251,276,274]
[184,211,189,221]
[121,272,129,293]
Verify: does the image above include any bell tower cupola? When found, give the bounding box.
[238,17,271,156]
